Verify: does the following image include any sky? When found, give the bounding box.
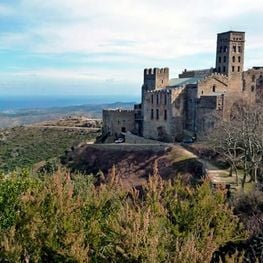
[0,0,263,99]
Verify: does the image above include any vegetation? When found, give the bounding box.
[0,167,247,262]
[0,126,99,172]
[207,103,263,189]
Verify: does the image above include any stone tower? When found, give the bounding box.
[215,31,245,76]
[143,68,169,91]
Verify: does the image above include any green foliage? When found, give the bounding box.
[0,127,99,172]
[0,169,246,262]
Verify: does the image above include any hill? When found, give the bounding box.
[61,143,205,188]
[0,125,100,172]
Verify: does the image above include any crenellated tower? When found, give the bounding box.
[143,67,169,91]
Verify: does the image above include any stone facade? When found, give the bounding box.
[103,31,263,142]
[102,109,135,137]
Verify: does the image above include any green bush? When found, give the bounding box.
[0,168,246,262]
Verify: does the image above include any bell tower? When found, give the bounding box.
[215,31,245,76]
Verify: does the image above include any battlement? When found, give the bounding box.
[198,73,228,85]
[144,67,169,76]
[143,67,169,91]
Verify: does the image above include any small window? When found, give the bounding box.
[252,75,256,82]
[223,66,226,73]
[223,56,226,63]
[238,66,240,72]
[251,86,255,92]
[232,66,235,72]
[201,90,204,95]
[156,94,159,105]
[238,46,242,52]
[233,46,236,52]
[212,85,216,92]
[151,95,154,104]
[224,46,227,52]
[219,46,223,53]
[218,57,221,63]
[232,56,235,63]
[164,94,167,105]
[238,56,241,63]
[156,109,159,120]
[218,66,221,73]
[164,110,167,121]
[151,109,154,120]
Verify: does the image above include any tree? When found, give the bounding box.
[208,102,263,189]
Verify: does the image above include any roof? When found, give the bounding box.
[218,30,245,35]
[168,77,202,87]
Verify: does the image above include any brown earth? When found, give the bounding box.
[61,144,206,189]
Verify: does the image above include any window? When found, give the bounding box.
[224,46,227,52]
[156,94,159,105]
[232,56,235,63]
[219,46,223,53]
[151,109,154,120]
[223,66,226,73]
[238,66,240,72]
[164,110,167,121]
[218,57,221,63]
[212,85,216,92]
[251,85,255,92]
[151,95,154,104]
[232,66,235,72]
[238,56,241,63]
[164,94,167,105]
[233,46,236,52]
[156,109,159,120]
[218,66,221,73]
[223,56,226,63]
[238,46,242,52]
[252,75,256,82]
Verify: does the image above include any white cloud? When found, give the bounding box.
[1,0,263,89]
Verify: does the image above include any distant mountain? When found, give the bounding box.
[0,102,135,128]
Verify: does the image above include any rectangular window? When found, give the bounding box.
[156,94,159,105]
[164,94,167,105]
[223,56,226,63]
[238,46,242,52]
[233,46,236,52]
[238,66,240,72]
[151,109,154,120]
[156,109,159,120]
[164,110,167,121]
[151,95,154,104]
[232,66,235,72]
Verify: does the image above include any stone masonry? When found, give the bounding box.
[103,31,263,142]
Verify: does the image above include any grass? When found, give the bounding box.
[0,126,100,172]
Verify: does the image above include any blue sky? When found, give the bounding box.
[0,0,263,98]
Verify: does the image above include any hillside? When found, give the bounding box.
[61,143,205,188]
[0,125,100,172]
[0,102,134,128]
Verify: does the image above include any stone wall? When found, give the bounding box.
[197,73,228,98]
[102,109,135,137]
[143,87,185,142]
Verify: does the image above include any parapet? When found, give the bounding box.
[144,67,169,76]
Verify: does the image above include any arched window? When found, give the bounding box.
[238,56,241,63]
[232,56,235,63]
[232,66,235,72]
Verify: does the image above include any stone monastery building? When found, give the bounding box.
[103,31,263,142]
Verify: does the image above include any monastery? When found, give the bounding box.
[103,31,263,142]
